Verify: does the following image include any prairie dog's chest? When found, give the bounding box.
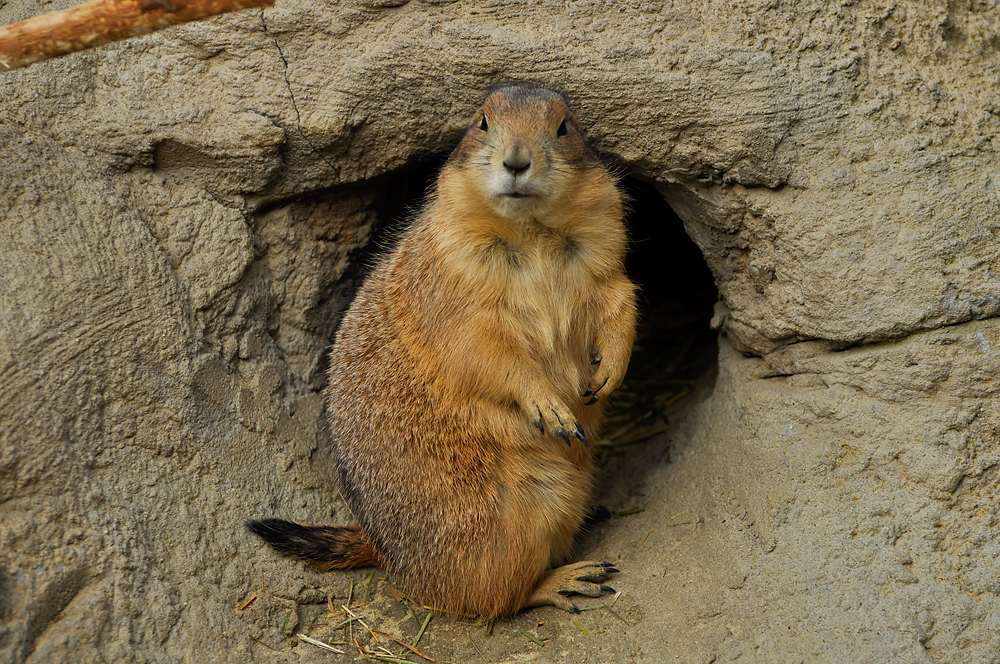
[491,238,596,348]
[509,243,583,297]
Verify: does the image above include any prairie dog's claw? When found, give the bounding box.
[526,561,620,612]
[525,396,585,446]
[586,354,625,402]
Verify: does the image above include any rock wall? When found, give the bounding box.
[1,0,998,662]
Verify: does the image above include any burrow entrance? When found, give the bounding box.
[600,177,718,462]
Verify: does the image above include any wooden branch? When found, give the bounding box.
[0,0,275,72]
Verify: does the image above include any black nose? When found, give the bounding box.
[503,143,531,174]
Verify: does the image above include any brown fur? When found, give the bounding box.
[250,84,637,620]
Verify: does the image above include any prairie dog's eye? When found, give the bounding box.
[557,119,568,136]
[480,115,488,131]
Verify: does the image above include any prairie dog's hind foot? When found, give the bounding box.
[525,561,619,613]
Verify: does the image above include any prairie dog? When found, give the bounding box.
[249,84,637,619]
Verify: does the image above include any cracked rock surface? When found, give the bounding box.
[1,0,998,662]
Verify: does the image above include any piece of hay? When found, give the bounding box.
[297,633,346,654]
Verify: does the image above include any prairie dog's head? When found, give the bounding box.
[444,84,606,225]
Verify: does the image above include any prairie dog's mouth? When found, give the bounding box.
[489,171,540,202]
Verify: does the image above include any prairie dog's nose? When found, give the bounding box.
[503,142,531,174]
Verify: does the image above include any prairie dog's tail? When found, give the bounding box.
[246,519,380,570]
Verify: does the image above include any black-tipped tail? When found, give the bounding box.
[247,519,380,570]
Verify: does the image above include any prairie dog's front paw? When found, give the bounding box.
[583,352,627,404]
[523,395,587,447]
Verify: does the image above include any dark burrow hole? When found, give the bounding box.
[603,177,719,462]
[356,162,720,464]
